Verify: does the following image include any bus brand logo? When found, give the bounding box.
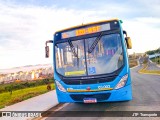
[98,85,110,89]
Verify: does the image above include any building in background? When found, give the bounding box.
[0,65,53,84]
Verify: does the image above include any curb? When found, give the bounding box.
[138,71,160,76]
[138,64,160,76]
[0,90,59,120]
[130,65,139,69]
[138,64,148,73]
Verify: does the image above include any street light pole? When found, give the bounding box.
[154,51,156,64]
[158,47,160,64]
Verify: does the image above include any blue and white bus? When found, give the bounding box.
[45,19,132,103]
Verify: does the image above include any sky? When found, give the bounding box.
[0,0,160,69]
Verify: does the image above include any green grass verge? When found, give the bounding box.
[0,84,55,109]
[0,78,54,93]
[151,57,160,65]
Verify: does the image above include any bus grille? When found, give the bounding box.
[70,93,111,101]
[63,76,116,85]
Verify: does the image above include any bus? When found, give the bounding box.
[45,19,132,103]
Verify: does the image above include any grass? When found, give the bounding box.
[151,57,160,65]
[0,78,54,93]
[0,83,55,109]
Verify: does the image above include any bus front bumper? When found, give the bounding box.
[56,84,132,103]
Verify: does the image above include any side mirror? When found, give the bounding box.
[125,37,132,49]
[45,46,49,58]
[123,31,127,37]
[45,40,53,58]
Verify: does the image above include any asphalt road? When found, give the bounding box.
[43,66,160,120]
[147,61,160,71]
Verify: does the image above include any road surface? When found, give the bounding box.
[42,66,160,120]
[147,61,160,71]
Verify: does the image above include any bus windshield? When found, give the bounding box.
[55,33,123,77]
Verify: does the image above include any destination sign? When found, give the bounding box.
[61,23,110,39]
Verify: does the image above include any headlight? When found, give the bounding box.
[114,74,128,89]
[55,80,66,92]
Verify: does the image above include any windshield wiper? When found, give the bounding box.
[88,32,103,53]
[68,40,80,67]
[68,40,78,57]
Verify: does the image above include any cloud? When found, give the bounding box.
[0,2,102,69]
[0,0,160,69]
[123,17,160,54]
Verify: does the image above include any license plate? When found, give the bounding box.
[83,98,97,103]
